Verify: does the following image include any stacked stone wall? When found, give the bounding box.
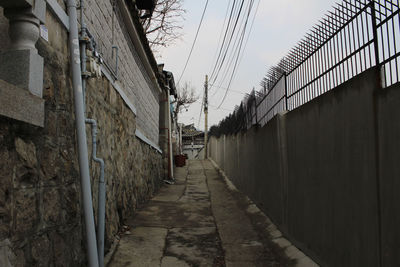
[85,76,163,250]
[83,0,160,144]
[0,5,163,266]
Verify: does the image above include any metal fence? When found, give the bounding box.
[220,0,400,131]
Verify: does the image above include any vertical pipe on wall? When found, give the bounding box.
[179,124,183,154]
[167,89,174,179]
[66,0,99,266]
[86,119,106,267]
[80,0,88,113]
[79,0,106,265]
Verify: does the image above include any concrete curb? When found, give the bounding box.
[208,159,319,267]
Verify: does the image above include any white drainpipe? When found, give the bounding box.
[66,0,99,266]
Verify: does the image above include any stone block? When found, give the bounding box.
[14,164,39,188]
[0,239,14,267]
[62,185,80,224]
[0,77,44,127]
[272,237,291,249]
[32,0,46,23]
[31,234,51,266]
[270,229,283,239]
[13,188,37,235]
[49,231,69,267]
[0,148,13,239]
[285,245,306,260]
[15,137,37,168]
[11,248,25,266]
[39,143,61,183]
[0,50,44,97]
[42,187,60,225]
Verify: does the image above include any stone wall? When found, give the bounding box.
[84,75,163,249]
[0,4,163,266]
[0,21,84,264]
[83,0,161,145]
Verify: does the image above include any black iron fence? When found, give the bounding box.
[212,0,400,135]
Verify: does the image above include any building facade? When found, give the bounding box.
[0,0,171,265]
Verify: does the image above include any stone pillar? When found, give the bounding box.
[0,0,46,97]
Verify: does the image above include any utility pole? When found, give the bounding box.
[204,75,208,159]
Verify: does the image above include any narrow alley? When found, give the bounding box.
[108,160,315,267]
[1,0,400,266]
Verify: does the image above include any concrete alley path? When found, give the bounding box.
[108,160,312,267]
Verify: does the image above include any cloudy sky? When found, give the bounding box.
[158,0,337,130]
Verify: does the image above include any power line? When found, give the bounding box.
[216,0,260,108]
[209,0,233,73]
[236,0,260,70]
[210,0,246,84]
[177,0,210,85]
[212,0,252,92]
[198,0,259,124]
[214,0,260,100]
[209,0,240,81]
[209,84,246,95]
[216,0,254,107]
[211,0,253,97]
[216,16,249,108]
[209,104,233,112]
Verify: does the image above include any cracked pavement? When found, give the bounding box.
[108,160,296,267]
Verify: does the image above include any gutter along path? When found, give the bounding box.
[108,160,315,267]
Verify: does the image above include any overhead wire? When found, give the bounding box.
[197,0,260,124]
[214,0,253,90]
[216,0,253,108]
[210,0,233,75]
[177,0,210,85]
[210,0,246,84]
[236,0,261,70]
[210,84,246,95]
[209,0,241,81]
[215,0,260,108]
[211,0,254,97]
[208,0,237,80]
[209,104,233,112]
[220,0,260,89]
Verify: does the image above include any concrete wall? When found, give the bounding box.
[284,68,380,267]
[209,68,400,267]
[209,119,285,226]
[377,81,400,266]
[0,3,163,266]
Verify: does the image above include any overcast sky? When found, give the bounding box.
[158,0,337,130]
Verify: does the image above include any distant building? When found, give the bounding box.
[182,124,205,159]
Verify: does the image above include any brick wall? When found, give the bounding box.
[83,0,160,145]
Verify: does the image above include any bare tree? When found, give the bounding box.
[140,0,185,51]
[173,82,198,119]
